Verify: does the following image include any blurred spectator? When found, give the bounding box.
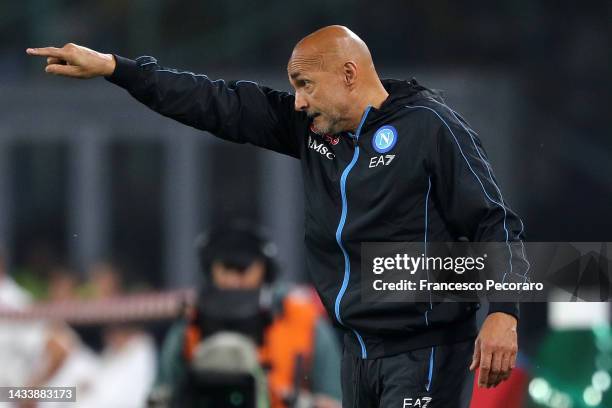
[0,245,71,407]
[30,266,98,408]
[75,324,156,408]
[47,265,80,302]
[151,221,342,408]
[0,243,45,395]
[85,261,124,299]
[74,261,156,408]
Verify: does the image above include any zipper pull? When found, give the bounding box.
[347,132,358,148]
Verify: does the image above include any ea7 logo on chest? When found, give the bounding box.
[403,397,432,407]
[308,135,335,160]
[369,154,395,168]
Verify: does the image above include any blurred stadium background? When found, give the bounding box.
[0,1,611,407]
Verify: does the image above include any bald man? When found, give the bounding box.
[28,26,527,408]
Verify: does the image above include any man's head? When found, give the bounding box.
[210,259,266,290]
[287,25,387,134]
[197,221,277,291]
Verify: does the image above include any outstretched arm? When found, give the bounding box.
[27,44,303,158]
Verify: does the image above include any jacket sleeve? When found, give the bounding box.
[426,106,528,320]
[105,55,303,158]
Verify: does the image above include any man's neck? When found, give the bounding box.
[349,84,389,132]
[368,80,390,109]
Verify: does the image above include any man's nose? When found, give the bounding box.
[294,91,308,112]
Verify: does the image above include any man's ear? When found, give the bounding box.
[343,61,358,87]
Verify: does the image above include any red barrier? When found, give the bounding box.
[470,367,529,408]
[0,289,195,324]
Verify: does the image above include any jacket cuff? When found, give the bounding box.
[488,302,519,321]
[104,55,139,88]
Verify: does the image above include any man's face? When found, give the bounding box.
[288,54,351,135]
[210,259,266,290]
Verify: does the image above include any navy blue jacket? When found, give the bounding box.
[107,55,527,359]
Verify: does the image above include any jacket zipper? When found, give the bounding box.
[333,105,372,359]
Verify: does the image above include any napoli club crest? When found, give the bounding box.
[372,125,398,153]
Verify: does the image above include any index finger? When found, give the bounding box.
[26,47,66,58]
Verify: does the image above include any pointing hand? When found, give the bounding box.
[26,43,116,78]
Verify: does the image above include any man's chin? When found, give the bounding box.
[311,121,328,134]
[311,116,343,135]
[314,122,337,135]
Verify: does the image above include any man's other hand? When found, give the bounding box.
[470,312,518,388]
[26,43,116,78]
